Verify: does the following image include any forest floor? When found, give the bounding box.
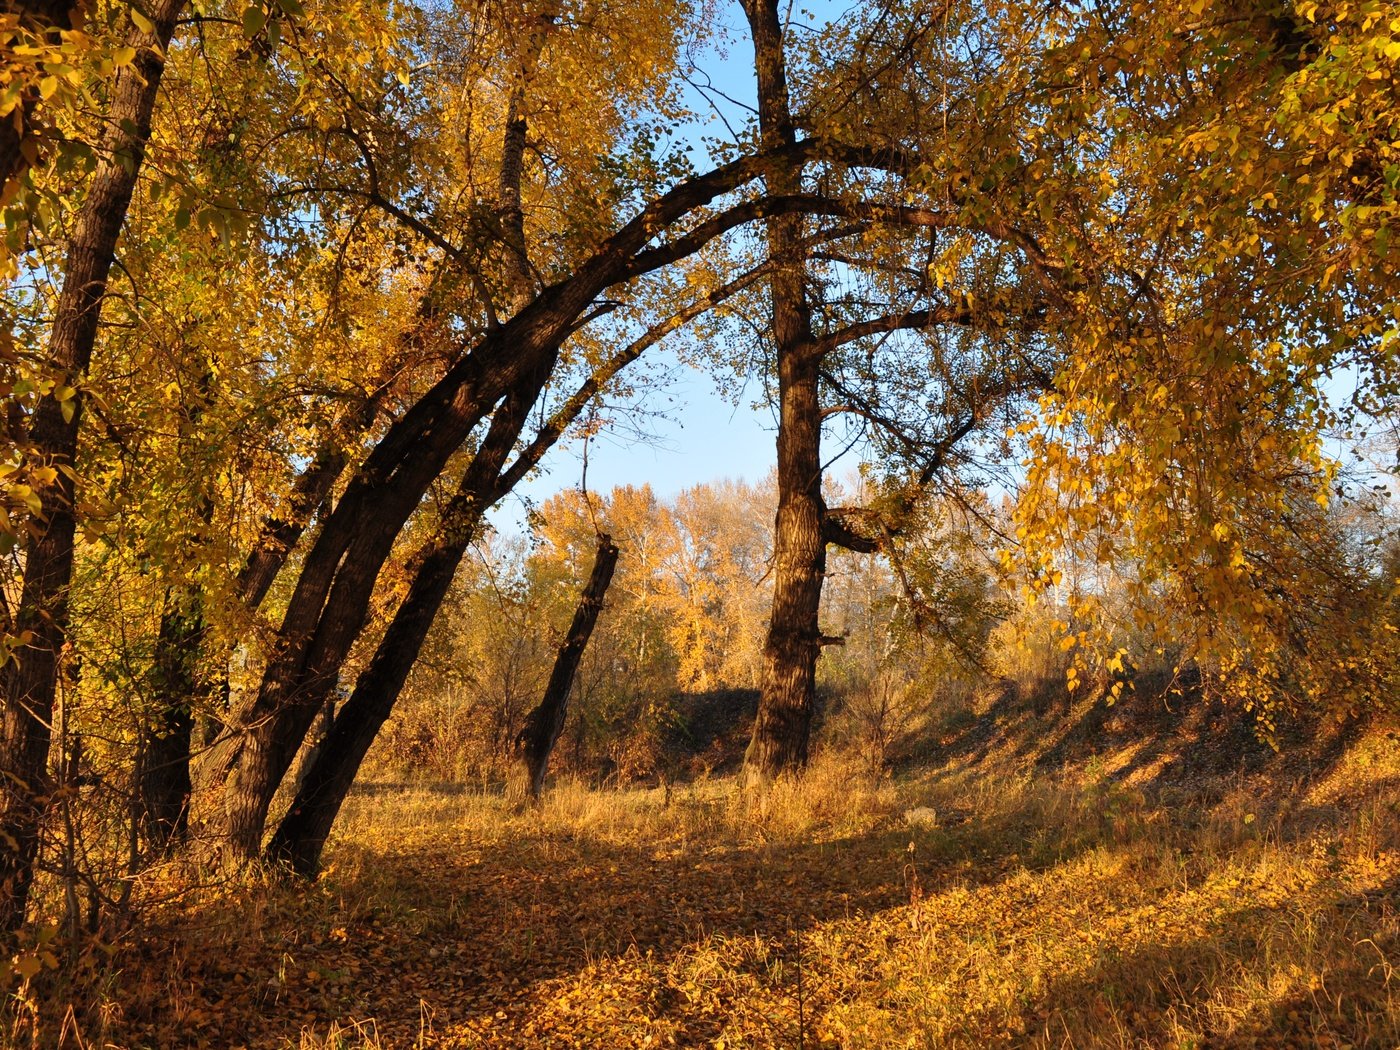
[13,691,1400,1049]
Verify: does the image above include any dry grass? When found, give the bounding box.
[11,725,1400,1049]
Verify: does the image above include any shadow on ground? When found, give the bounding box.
[109,790,1109,1048]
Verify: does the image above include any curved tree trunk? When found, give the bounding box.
[207,315,587,864]
[201,69,829,864]
[0,0,185,935]
[266,368,549,876]
[205,54,566,862]
[517,533,619,799]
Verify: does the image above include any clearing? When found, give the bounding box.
[16,691,1400,1049]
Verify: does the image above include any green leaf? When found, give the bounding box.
[242,5,266,38]
[130,7,154,33]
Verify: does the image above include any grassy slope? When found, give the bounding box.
[18,688,1400,1049]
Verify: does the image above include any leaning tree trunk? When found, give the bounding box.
[265,509,495,875]
[0,0,185,935]
[266,369,549,876]
[517,533,619,799]
[210,48,574,863]
[741,0,827,783]
[208,309,580,863]
[202,61,825,863]
[203,269,599,865]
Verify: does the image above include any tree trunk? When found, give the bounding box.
[208,55,597,863]
[265,370,548,876]
[741,0,827,783]
[137,597,201,852]
[201,296,565,861]
[0,0,185,935]
[265,519,488,875]
[138,367,218,854]
[234,445,348,611]
[517,533,619,799]
[745,353,826,780]
[201,73,816,863]
[291,694,336,794]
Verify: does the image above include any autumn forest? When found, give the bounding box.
[1,0,1399,1045]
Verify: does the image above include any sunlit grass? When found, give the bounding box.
[14,720,1400,1049]
[306,731,1400,1049]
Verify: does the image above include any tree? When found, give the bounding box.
[0,0,185,935]
[211,0,763,862]
[739,0,1064,779]
[4,0,1392,920]
[662,479,774,691]
[209,0,1017,863]
[1011,0,1400,711]
[516,532,619,800]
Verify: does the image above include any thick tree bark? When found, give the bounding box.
[741,0,827,783]
[265,368,549,876]
[517,533,619,799]
[0,0,184,935]
[193,384,389,750]
[0,0,83,198]
[207,315,558,864]
[291,694,335,793]
[205,72,578,861]
[262,260,725,873]
[745,351,826,780]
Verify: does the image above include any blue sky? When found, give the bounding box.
[482,0,1395,539]
[489,355,779,529]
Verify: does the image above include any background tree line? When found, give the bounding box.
[368,469,1400,787]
